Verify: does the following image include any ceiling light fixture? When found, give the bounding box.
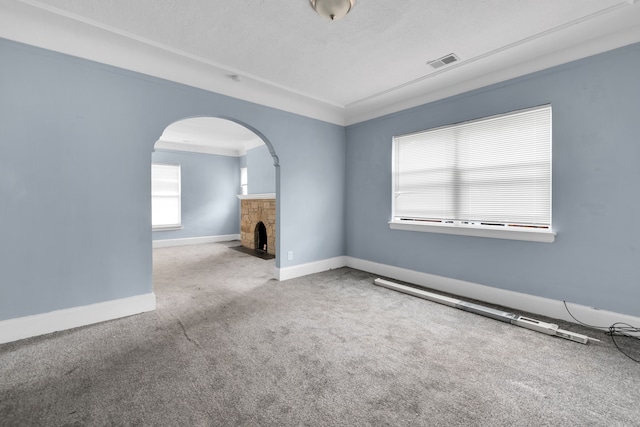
[310,0,355,21]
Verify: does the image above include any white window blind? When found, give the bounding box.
[152,163,181,227]
[393,105,551,230]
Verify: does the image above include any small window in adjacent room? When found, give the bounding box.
[152,163,182,230]
[240,167,248,195]
[391,105,555,243]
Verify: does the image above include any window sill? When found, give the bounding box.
[152,225,184,232]
[389,221,555,243]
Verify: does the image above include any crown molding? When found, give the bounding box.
[155,134,265,157]
[343,2,640,125]
[0,0,346,125]
[154,140,245,157]
[1,0,640,127]
[243,139,268,155]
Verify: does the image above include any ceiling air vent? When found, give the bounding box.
[428,53,459,69]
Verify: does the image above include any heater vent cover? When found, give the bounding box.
[428,53,460,69]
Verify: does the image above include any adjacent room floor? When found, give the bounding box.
[1,242,639,426]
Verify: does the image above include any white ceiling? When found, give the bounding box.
[156,118,264,157]
[1,0,640,139]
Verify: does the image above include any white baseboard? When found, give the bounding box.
[345,257,640,330]
[153,234,240,248]
[276,256,347,281]
[0,293,156,345]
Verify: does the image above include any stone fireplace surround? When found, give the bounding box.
[238,194,276,256]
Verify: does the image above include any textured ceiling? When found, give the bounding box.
[2,0,640,131]
[15,0,632,106]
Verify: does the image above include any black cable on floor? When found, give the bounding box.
[608,322,640,363]
[563,301,640,363]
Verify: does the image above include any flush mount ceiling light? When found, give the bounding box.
[310,0,355,21]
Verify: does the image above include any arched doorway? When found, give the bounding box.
[151,116,279,274]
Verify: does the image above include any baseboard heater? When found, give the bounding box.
[373,278,597,345]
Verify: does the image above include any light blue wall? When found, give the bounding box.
[346,43,640,317]
[5,34,635,323]
[152,150,240,240]
[246,145,276,194]
[0,38,345,321]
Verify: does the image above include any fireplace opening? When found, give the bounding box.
[255,222,268,253]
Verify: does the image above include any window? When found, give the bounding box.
[391,105,554,243]
[152,163,182,230]
[240,167,248,196]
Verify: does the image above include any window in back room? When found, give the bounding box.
[152,163,182,230]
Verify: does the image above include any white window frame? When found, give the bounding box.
[152,163,183,231]
[390,105,555,243]
[240,167,248,196]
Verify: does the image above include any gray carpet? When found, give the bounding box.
[1,242,639,426]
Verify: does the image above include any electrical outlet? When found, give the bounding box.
[287,251,293,260]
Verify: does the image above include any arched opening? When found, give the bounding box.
[255,222,267,252]
[151,116,279,278]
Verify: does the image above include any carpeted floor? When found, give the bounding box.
[1,242,639,426]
